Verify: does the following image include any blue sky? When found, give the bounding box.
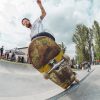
[0,0,100,58]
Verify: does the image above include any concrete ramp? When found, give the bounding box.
[0,60,64,100]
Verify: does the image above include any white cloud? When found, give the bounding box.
[0,0,99,58]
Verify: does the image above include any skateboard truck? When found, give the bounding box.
[43,59,65,79]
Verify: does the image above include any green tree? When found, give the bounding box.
[92,20,100,60]
[73,24,90,64]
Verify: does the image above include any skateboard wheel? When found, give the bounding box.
[43,73,50,79]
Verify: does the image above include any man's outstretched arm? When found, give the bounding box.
[37,0,46,20]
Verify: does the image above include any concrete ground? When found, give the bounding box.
[57,65,100,100]
[0,60,98,100]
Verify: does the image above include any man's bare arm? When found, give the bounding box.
[37,0,46,20]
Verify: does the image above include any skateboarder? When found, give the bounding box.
[22,0,55,41]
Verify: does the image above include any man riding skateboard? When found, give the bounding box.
[22,0,79,88]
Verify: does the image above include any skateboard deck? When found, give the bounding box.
[28,36,76,89]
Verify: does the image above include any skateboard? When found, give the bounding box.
[28,36,76,89]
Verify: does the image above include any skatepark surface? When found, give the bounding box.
[0,59,99,100]
[0,60,63,100]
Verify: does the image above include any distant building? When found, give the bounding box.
[17,47,28,62]
[5,47,28,63]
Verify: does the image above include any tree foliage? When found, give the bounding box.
[73,24,90,63]
[73,20,100,64]
[92,21,100,60]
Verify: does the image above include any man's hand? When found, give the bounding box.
[37,0,41,4]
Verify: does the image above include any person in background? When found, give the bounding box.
[0,46,4,57]
[87,62,91,72]
[9,51,12,60]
